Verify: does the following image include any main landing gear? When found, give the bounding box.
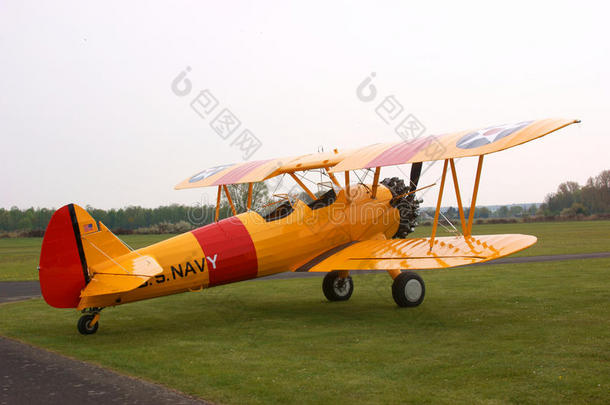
[77,308,102,335]
[391,271,425,307]
[322,270,425,307]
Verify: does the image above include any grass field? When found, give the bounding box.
[1,259,608,404]
[0,221,609,404]
[1,221,609,282]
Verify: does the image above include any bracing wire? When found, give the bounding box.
[438,210,460,235]
[271,174,286,195]
[81,237,131,275]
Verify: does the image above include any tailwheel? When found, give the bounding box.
[323,270,354,301]
[392,271,425,307]
[77,311,101,335]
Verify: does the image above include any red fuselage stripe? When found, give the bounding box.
[190,217,258,286]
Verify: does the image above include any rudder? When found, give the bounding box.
[39,204,131,308]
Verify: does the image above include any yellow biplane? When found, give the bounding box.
[39,118,579,334]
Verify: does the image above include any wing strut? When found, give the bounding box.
[215,186,221,222]
[466,155,484,236]
[247,183,253,210]
[371,167,381,199]
[325,167,342,189]
[429,159,448,250]
[449,158,467,234]
[289,172,316,200]
[344,171,350,201]
[223,185,237,216]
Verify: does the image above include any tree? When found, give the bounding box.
[444,206,458,219]
[561,202,588,216]
[495,206,509,218]
[476,206,491,218]
[509,205,524,217]
[545,181,581,215]
[581,170,610,214]
[527,205,538,216]
[542,170,610,216]
[227,182,270,213]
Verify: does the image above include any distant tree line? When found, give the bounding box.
[537,170,610,216]
[420,204,538,222]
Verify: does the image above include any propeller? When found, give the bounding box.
[409,162,422,192]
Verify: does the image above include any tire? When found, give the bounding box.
[392,271,425,307]
[322,271,354,301]
[77,314,99,335]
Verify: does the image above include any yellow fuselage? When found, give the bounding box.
[78,185,399,309]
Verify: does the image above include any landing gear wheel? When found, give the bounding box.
[392,271,425,307]
[77,314,99,335]
[323,271,354,301]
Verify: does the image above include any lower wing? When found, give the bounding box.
[295,234,536,272]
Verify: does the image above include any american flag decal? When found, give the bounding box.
[82,223,94,233]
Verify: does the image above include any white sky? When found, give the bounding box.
[1,1,608,210]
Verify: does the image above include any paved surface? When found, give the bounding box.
[1,251,608,405]
[0,337,210,405]
[0,281,41,304]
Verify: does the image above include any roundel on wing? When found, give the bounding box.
[456,121,534,149]
[189,164,234,183]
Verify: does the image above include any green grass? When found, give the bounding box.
[1,258,608,404]
[0,234,173,281]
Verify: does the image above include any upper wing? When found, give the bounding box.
[329,118,578,172]
[294,234,537,272]
[176,118,579,188]
[175,158,287,189]
[174,150,355,189]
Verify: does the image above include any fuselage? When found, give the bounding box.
[77,184,399,309]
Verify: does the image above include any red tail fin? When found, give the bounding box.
[39,204,90,308]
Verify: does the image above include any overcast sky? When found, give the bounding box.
[1,1,608,210]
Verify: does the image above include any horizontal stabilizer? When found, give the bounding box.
[81,254,163,297]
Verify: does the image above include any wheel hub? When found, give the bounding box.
[404,279,422,302]
[333,278,350,296]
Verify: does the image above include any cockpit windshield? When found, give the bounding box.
[308,189,336,210]
[255,188,338,222]
[261,200,294,222]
